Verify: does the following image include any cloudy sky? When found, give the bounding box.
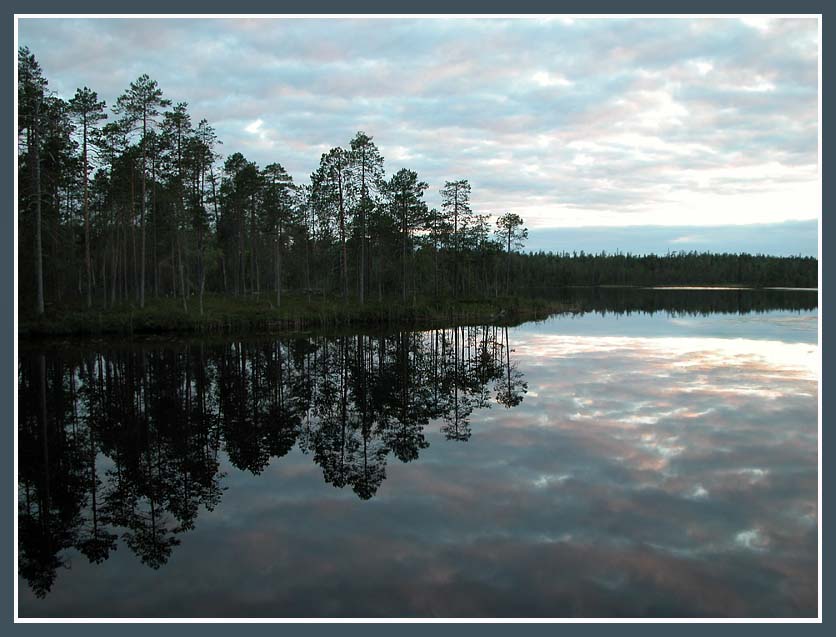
[18,17,819,255]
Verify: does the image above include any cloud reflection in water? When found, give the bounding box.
[18,320,817,618]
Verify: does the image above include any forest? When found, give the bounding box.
[18,47,818,329]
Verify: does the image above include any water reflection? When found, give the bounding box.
[18,326,526,598]
[17,293,818,617]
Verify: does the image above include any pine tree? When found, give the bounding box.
[494,212,528,293]
[69,87,107,307]
[116,75,170,308]
[440,179,472,298]
[386,169,428,302]
[19,47,48,315]
[349,132,384,305]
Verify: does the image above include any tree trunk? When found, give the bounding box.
[140,110,147,309]
[82,118,92,308]
[304,216,311,303]
[359,149,366,305]
[171,238,177,298]
[210,165,223,295]
[152,150,159,298]
[401,206,407,303]
[453,190,459,300]
[122,207,129,302]
[433,238,439,299]
[31,105,44,316]
[130,168,138,303]
[275,222,282,308]
[221,254,227,294]
[337,175,348,300]
[412,243,417,305]
[506,230,512,294]
[250,193,259,297]
[198,265,205,316]
[101,252,107,308]
[110,218,118,307]
[377,244,383,303]
[198,225,205,317]
[177,232,188,313]
[237,213,244,296]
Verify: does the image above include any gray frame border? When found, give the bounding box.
[4,0,830,633]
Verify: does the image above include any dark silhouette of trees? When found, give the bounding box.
[313,148,354,300]
[17,324,529,595]
[350,132,385,305]
[68,87,107,308]
[18,47,47,315]
[495,212,528,294]
[440,179,473,299]
[115,74,171,309]
[386,168,428,302]
[16,48,818,320]
[261,162,296,308]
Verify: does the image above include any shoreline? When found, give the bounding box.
[18,295,572,339]
[18,285,819,340]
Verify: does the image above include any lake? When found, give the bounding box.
[17,288,819,618]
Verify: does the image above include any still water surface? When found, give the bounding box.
[18,289,818,617]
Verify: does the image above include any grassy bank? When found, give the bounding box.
[19,294,573,338]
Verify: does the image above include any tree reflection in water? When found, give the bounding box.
[18,325,526,597]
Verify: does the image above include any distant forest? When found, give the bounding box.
[18,48,817,317]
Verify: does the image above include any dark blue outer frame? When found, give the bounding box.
[2,0,830,633]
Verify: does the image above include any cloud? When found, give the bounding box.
[244,118,263,134]
[670,234,704,244]
[531,70,573,87]
[18,17,819,237]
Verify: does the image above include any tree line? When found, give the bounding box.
[18,47,816,319]
[18,325,526,596]
[513,250,817,290]
[546,286,817,316]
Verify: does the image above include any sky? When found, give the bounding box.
[18,16,820,256]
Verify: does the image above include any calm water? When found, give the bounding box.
[18,289,818,618]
